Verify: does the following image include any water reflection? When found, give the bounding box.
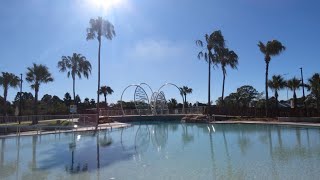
[1,123,320,179]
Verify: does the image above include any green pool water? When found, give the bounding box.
[1,122,320,180]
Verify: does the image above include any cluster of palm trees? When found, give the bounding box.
[268,73,320,110]
[0,17,115,125]
[196,30,239,114]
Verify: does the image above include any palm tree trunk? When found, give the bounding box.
[316,94,320,114]
[265,62,269,117]
[275,91,279,116]
[208,58,211,116]
[104,94,107,105]
[221,70,226,106]
[184,95,187,108]
[33,88,39,124]
[3,87,7,115]
[293,90,297,109]
[73,77,76,104]
[96,39,101,128]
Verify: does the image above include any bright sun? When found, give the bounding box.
[89,0,125,11]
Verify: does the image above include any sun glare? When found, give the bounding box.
[88,0,125,11]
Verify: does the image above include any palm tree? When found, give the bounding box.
[26,63,53,123]
[215,48,238,104]
[196,30,225,115]
[306,73,320,111]
[99,85,113,105]
[180,86,193,107]
[87,17,115,126]
[268,75,286,110]
[258,40,285,116]
[58,53,92,102]
[0,72,20,115]
[287,77,301,109]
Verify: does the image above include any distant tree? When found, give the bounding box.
[26,63,53,123]
[258,40,285,116]
[63,92,72,107]
[99,85,113,105]
[268,75,287,110]
[196,30,225,115]
[180,86,193,107]
[13,92,34,115]
[287,77,301,109]
[87,17,116,125]
[90,99,96,107]
[75,95,81,105]
[0,72,20,115]
[215,48,238,104]
[220,85,260,108]
[168,98,178,109]
[84,98,90,104]
[58,53,92,101]
[306,73,320,111]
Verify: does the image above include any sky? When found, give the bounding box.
[0,0,320,105]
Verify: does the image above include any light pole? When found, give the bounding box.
[19,74,23,117]
[300,67,307,115]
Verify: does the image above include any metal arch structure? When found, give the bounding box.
[134,86,150,110]
[150,91,168,114]
[120,84,150,115]
[139,83,154,98]
[156,83,184,114]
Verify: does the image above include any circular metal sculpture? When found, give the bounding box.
[134,86,150,110]
[150,91,168,114]
[120,82,184,115]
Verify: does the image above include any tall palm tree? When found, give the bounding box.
[196,30,225,115]
[306,73,320,111]
[99,85,113,105]
[26,63,53,123]
[58,53,92,102]
[268,75,286,110]
[287,77,301,109]
[180,86,193,107]
[87,17,115,126]
[258,40,285,116]
[0,72,20,115]
[215,48,238,104]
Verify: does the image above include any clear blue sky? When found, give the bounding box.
[0,0,319,104]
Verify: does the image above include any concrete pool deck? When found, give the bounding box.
[211,120,320,127]
[0,122,132,138]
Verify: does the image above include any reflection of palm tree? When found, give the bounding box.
[276,126,283,148]
[0,139,17,178]
[237,131,251,155]
[181,124,194,146]
[222,128,233,179]
[208,129,216,178]
[32,136,37,170]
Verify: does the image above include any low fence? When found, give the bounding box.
[100,107,206,116]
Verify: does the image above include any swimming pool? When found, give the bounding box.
[1,122,320,179]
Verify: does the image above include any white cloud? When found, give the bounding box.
[126,39,189,62]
